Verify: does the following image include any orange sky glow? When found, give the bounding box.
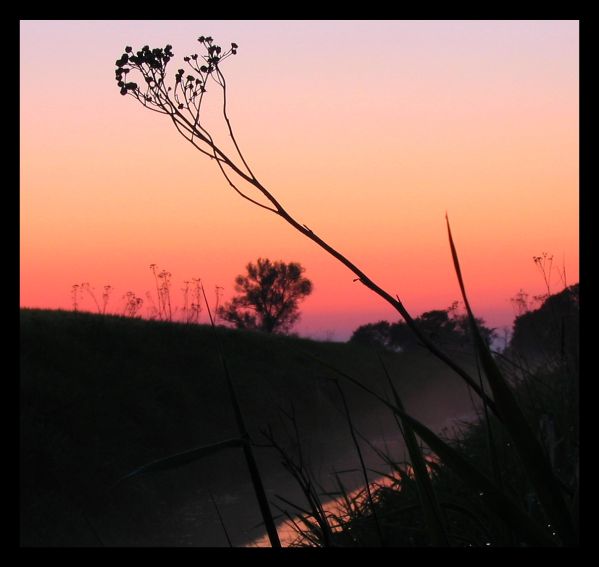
[20,20,579,340]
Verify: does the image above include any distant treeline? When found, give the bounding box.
[350,284,579,357]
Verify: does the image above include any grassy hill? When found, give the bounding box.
[20,308,478,546]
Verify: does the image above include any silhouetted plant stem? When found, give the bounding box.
[262,423,333,547]
[114,38,577,546]
[81,282,102,314]
[208,490,233,547]
[446,215,576,545]
[149,264,163,320]
[116,39,496,415]
[200,284,281,547]
[334,380,385,546]
[473,350,503,491]
[71,284,80,312]
[472,349,513,544]
[271,502,319,547]
[263,192,497,412]
[305,352,556,546]
[378,355,449,546]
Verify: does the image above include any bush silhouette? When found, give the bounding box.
[508,283,579,363]
[351,307,495,352]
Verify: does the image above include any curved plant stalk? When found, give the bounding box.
[115,36,576,547]
[115,38,496,414]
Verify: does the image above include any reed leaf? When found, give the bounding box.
[335,380,385,545]
[445,214,576,545]
[208,490,233,547]
[391,406,557,547]
[275,493,314,518]
[113,437,246,485]
[309,350,556,546]
[201,284,281,547]
[379,355,450,546]
[333,472,355,517]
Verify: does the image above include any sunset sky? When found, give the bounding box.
[20,20,579,341]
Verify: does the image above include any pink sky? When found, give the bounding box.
[20,20,579,340]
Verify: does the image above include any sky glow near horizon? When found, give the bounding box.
[20,20,579,340]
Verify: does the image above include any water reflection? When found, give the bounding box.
[247,472,400,547]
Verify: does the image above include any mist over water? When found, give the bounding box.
[112,357,479,547]
[246,370,478,547]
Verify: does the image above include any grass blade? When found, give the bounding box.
[208,490,233,547]
[275,493,314,518]
[201,284,281,547]
[264,424,333,546]
[335,381,385,545]
[307,350,556,546]
[445,214,576,545]
[391,405,557,547]
[112,437,246,486]
[379,355,449,546]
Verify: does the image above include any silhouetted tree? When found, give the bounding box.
[508,283,579,362]
[351,305,495,352]
[349,321,392,349]
[218,258,312,334]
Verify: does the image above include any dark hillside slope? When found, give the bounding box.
[21,309,478,546]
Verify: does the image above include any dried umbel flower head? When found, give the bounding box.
[115,37,238,115]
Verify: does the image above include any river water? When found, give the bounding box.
[83,358,480,547]
[245,413,474,547]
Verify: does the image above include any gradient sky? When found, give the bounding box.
[20,20,579,340]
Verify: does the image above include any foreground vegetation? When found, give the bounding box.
[277,285,579,547]
[281,361,578,547]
